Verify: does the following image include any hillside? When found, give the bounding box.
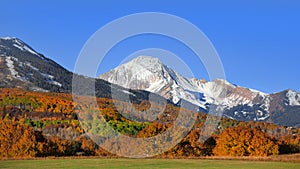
[0,88,299,158]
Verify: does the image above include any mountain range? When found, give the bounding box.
[1,37,299,127]
[99,57,300,127]
[0,37,159,102]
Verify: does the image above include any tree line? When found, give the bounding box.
[0,88,299,158]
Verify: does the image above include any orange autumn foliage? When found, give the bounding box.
[213,126,279,157]
[0,116,37,158]
[0,88,299,158]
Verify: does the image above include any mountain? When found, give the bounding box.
[1,37,299,127]
[0,37,72,92]
[0,37,167,105]
[99,56,300,127]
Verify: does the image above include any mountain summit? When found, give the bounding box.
[0,37,72,92]
[99,56,269,109]
[99,56,300,127]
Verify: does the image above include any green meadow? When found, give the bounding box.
[0,158,299,169]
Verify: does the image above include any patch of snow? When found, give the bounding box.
[23,45,39,56]
[26,62,39,71]
[13,39,23,46]
[223,114,234,120]
[41,73,54,79]
[30,86,49,92]
[40,72,61,87]
[121,90,135,96]
[148,79,167,92]
[172,96,180,104]
[257,114,270,121]
[13,43,39,56]
[1,37,16,40]
[249,88,267,96]
[286,90,300,106]
[0,45,8,48]
[4,56,28,81]
[48,80,62,87]
[5,56,19,77]
[13,44,23,50]
[18,62,24,67]
[263,96,271,112]
[241,111,248,116]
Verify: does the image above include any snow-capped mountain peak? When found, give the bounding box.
[99,56,269,113]
[99,56,300,126]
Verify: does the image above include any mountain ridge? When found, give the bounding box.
[99,56,300,127]
[0,37,169,107]
[1,37,299,127]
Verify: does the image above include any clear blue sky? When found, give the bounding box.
[0,0,299,93]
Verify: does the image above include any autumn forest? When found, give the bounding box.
[0,88,299,159]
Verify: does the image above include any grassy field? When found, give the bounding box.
[0,158,299,169]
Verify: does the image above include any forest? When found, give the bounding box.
[0,88,299,158]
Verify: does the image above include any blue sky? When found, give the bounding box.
[0,0,299,93]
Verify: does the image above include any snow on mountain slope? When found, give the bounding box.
[286,90,300,106]
[3,37,41,56]
[99,56,300,125]
[0,37,166,107]
[0,37,71,91]
[99,56,271,118]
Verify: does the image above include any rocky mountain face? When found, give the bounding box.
[0,37,165,103]
[99,56,300,127]
[0,37,72,92]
